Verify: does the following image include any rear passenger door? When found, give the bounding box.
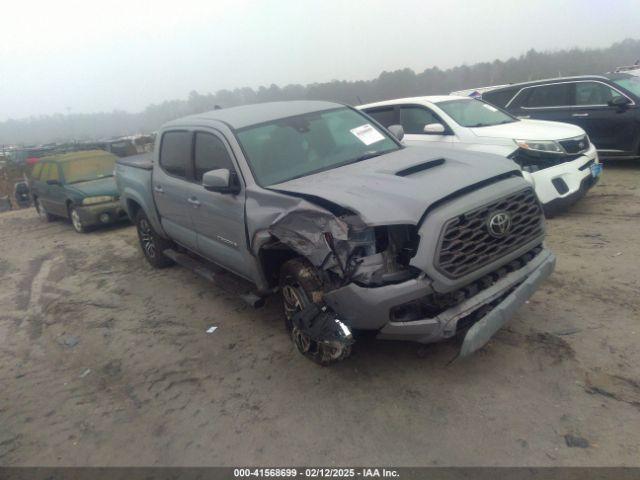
[45,163,67,216]
[508,82,574,124]
[30,162,46,203]
[188,131,249,278]
[153,130,198,250]
[36,162,56,213]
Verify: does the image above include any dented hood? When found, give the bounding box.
[271,146,520,225]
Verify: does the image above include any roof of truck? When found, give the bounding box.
[164,100,343,130]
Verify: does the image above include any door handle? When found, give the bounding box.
[187,197,201,207]
[153,185,164,194]
[572,113,589,117]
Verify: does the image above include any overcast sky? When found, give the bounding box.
[1,0,639,121]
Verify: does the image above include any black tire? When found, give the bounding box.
[34,198,55,222]
[279,257,352,365]
[135,209,174,268]
[68,205,86,233]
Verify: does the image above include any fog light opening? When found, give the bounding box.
[99,213,111,224]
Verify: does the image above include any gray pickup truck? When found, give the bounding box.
[115,100,556,365]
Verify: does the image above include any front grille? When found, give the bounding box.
[436,188,544,278]
[559,135,589,154]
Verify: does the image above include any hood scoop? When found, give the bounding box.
[396,158,445,177]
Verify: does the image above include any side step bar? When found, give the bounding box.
[163,249,265,308]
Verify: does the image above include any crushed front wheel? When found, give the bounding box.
[279,258,353,366]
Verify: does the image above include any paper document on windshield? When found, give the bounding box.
[350,124,385,146]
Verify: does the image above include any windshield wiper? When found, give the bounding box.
[469,120,516,128]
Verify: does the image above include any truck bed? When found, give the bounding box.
[116,152,153,170]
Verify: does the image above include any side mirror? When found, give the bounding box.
[202,168,240,194]
[423,123,446,134]
[46,179,60,186]
[608,96,631,108]
[387,124,404,141]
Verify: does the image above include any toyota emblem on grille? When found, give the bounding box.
[487,211,512,238]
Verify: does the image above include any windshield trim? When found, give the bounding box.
[435,98,519,128]
[233,105,402,188]
[611,77,640,100]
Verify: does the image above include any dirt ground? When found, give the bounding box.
[0,163,639,467]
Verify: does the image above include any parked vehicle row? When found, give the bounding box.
[453,68,640,161]
[28,84,629,365]
[358,95,601,215]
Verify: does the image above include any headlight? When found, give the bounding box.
[82,196,114,205]
[515,139,565,154]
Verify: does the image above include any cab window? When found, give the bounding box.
[32,162,43,180]
[40,163,51,181]
[49,163,60,182]
[575,82,624,106]
[365,107,397,128]
[399,106,442,134]
[523,83,572,108]
[160,131,192,178]
[194,132,235,182]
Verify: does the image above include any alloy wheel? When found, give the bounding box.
[138,218,156,258]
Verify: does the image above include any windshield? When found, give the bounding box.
[236,107,400,186]
[437,99,517,128]
[612,76,640,97]
[62,154,116,184]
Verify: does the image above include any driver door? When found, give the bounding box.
[186,130,249,278]
[569,81,637,153]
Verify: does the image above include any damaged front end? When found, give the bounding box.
[263,207,421,364]
[290,303,354,365]
[268,209,420,289]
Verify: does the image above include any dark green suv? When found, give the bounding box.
[30,150,127,233]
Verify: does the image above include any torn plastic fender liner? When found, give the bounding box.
[291,303,353,346]
[268,209,351,267]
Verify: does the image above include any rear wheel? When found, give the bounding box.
[135,209,174,268]
[34,198,54,222]
[279,258,352,365]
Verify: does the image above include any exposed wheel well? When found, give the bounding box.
[127,199,142,219]
[259,245,299,289]
[65,199,74,217]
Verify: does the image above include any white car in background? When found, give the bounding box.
[358,95,602,215]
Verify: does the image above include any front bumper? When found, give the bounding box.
[324,248,555,350]
[526,147,599,209]
[542,172,599,217]
[76,200,128,226]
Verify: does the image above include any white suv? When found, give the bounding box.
[359,95,601,215]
